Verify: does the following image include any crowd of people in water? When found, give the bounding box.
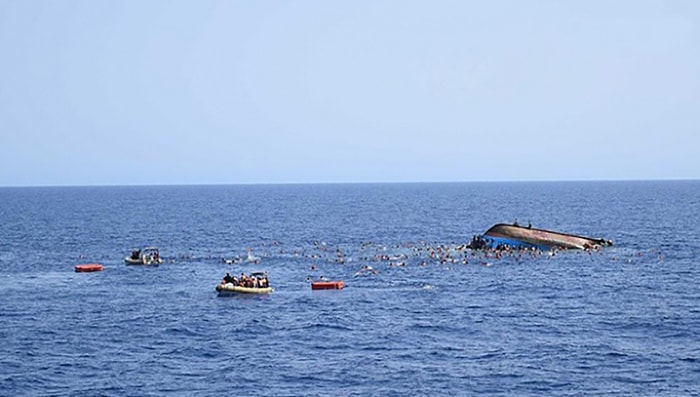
[209,235,651,276]
[208,236,658,291]
[221,272,270,288]
[137,233,661,289]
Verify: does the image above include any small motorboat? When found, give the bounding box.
[125,247,163,265]
[216,272,272,296]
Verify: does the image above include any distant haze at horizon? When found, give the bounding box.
[1,1,698,187]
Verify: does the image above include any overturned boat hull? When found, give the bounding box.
[472,223,611,250]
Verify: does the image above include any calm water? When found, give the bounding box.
[1,181,698,396]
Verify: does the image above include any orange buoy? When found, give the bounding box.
[75,264,104,273]
[311,280,344,290]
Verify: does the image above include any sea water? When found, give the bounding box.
[0,181,698,396]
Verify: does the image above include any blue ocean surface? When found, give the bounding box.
[0,181,698,396]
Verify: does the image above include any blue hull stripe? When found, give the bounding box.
[481,236,550,250]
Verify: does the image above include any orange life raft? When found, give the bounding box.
[75,264,104,273]
[311,280,344,290]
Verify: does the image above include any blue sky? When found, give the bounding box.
[1,1,698,186]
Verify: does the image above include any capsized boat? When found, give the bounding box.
[125,247,163,265]
[469,223,612,250]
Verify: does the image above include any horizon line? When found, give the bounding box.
[1,177,698,189]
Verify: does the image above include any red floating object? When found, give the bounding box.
[75,264,104,273]
[311,280,344,290]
